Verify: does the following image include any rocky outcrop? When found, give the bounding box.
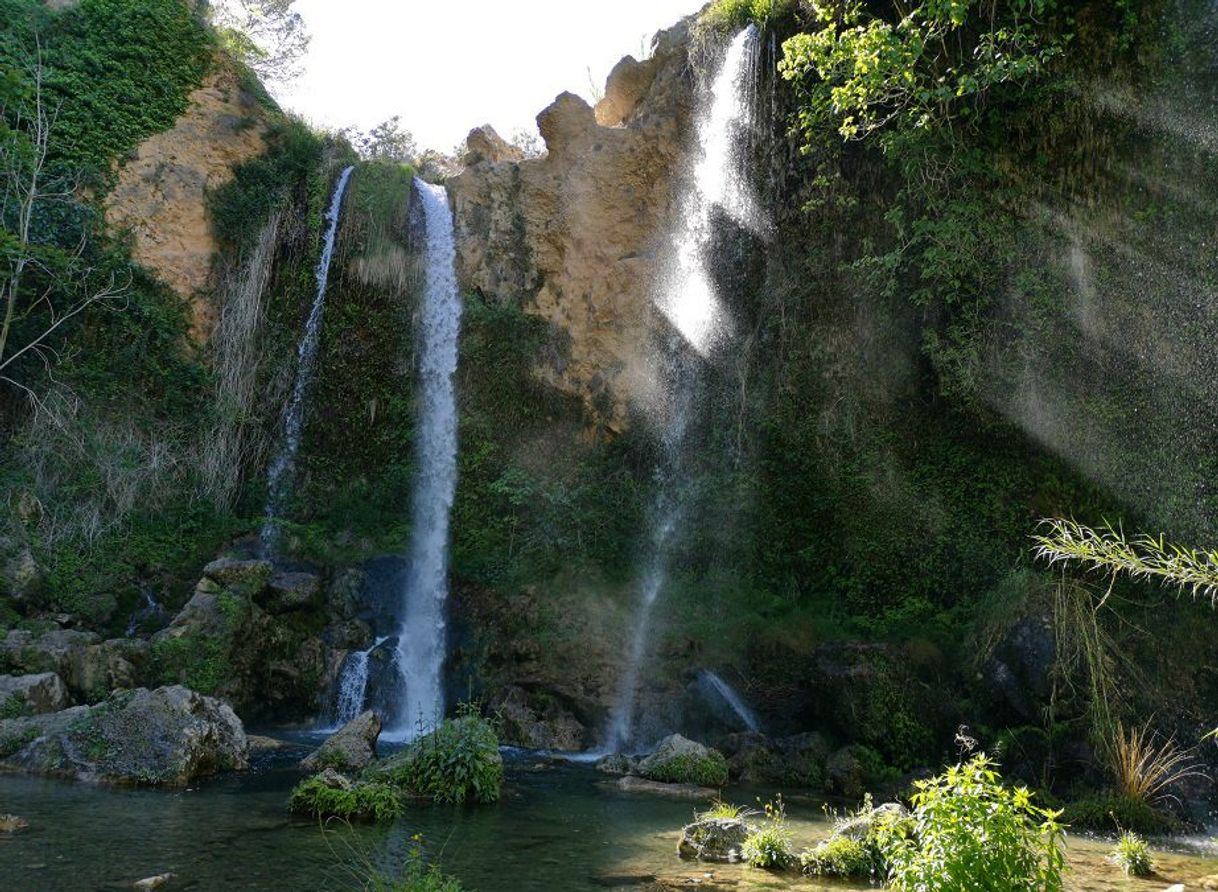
[678,817,749,862]
[0,672,70,715]
[0,629,147,703]
[105,60,268,339]
[449,21,696,427]
[300,710,380,772]
[723,730,831,786]
[636,733,729,786]
[0,685,248,785]
[492,684,587,751]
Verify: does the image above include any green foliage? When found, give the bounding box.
[363,839,465,892]
[368,710,503,805]
[700,0,793,32]
[0,0,212,184]
[877,755,1065,891]
[0,725,36,757]
[648,751,729,788]
[741,798,795,870]
[289,775,403,822]
[0,695,28,720]
[800,834,879,879]
[698,799,746,820]
[1109,831,1153,877]
[1061,793,1182,836]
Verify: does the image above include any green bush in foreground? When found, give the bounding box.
[364,840,465,892]
[1110,831,1154,877]
[878,754,1065,892]
[367,709,503,804]
[648,751,729,788]
[289,775,402,822]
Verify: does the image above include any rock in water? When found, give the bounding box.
[636,733,728,786]
[133,873,175,890]
[0,685,248,785]
[300,710,381,772]
[595,753,634,775]
[0,814,28,832]
[678,817,749,862]
[0,672,70,714]
[616,775,716,799]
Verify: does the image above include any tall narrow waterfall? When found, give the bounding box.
[603,26,763,753]
[261,166,355,553]
[385,179,463,740]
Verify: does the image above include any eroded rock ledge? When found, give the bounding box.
[449,21,696,429]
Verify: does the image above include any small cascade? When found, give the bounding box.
[699,669,761,733]
[260,165,355,554]
[328,636,388,728]
[602,26,764,754]
[125,583,167,637]
[383,179,463,740]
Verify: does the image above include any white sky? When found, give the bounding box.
[280,0,704,152]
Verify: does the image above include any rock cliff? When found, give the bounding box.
[449,22,696,428]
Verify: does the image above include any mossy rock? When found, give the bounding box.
[637,734,729,787]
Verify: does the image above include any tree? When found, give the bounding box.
[342,116,417,164]
[0,43,127,406]
[207,0,310,86]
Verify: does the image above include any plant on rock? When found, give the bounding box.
[877,754,1065,891]
[741,798,794,870]
[1109,831,1154,878]
[367,707,503,804]
[289,774,402,823]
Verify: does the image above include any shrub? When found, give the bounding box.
[741,798,794,870]
[698,799,746,820]
[648,751,730,787]
[363,838,465,892]
[1106,721,1202,807]
[800,835,877,878]
[289,775,402,823]
[877,754,1065,891]
[1062,794,1182,836]
[700,0,792,32]
[368,709,503,804]
[1109,831,1154,877]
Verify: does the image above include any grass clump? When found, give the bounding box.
[800,835,875,878]
[1109,831,1154,877]
[1062,793,1182,835]
[878,754,1065,891]
[368,708,503,804]
[741,798,794,870]
[698,799,747,820]
[289,775,403,823]
[700,0,792,33]
[1105,721,1203,807]
[648,751,729,788]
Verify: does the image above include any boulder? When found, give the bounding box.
[133,873,175,890]
[1,542,41,603]
[678,817,749,862]
[492,685,587,751]
[0,672,70,715]
[595,54,659,127]
[596,753,635,775]
[201,557,272,591]
[0,685,248,785]
[263,570,321,612]
[831,801,909,841]
[300,710,381,772]
[0,813,28,832]
[636,733,728,786]
[616,774,716,799]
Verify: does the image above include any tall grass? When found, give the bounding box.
[1105,721,1204,807]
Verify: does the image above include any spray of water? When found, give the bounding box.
[699,669,761,733]
[602,27,763,753]
[383,179,463,741]
[261,166,355,553]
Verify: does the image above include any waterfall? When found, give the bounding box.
[602,26,764,753]
[327,636,388,728]
[383,179,462,741]
[699,669,761,733]
[260,165,355,554]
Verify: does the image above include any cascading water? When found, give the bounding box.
[328,636,388,728]
[699,669,761,733]
[602,26,764,753]
[383,179,462,740]
[260,165,355,554]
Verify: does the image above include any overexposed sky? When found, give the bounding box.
[281,0,704,152]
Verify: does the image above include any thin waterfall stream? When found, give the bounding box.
[602,26,764,753]
[260,165,355,554]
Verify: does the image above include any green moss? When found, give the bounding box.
[647,751,730,788]
[800,835,879,879]
[1062,794,1183,835]
[289,775,403,822]
[0,726,37,758]
[0,695,29,720]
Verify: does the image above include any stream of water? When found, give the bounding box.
[2,757,1214,890]
[260,165,355,555]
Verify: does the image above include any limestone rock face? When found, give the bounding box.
[449,20,695,427]
[105,60,267,339]
[492,685,587,751]
[0,630,147,703]
[0,672,70,715]
[300,710,381,772]
[463,125,522,166]
[0,685,248,785]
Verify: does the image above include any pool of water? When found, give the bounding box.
[2,748,1216,891]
